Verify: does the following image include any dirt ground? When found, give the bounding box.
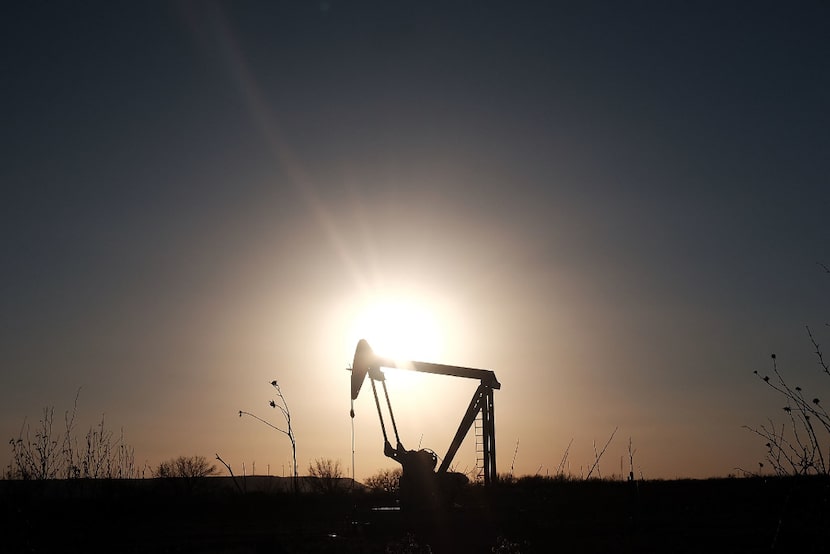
[2,476,828,553]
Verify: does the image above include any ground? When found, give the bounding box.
[1,476,828,553]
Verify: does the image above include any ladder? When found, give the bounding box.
[474,413,485,482]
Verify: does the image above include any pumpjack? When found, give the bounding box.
[349,339,501,509]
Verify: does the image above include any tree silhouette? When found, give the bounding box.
[153,455,218,478]
[364,467,402,493]
[307,457,343,494]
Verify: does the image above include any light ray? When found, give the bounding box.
[200,5,371,293]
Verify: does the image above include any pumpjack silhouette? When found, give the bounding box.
[349,339,500,510]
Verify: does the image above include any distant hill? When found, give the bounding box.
[0,475,367,497]
[209,475,368,494]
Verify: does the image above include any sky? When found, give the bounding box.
[2,1,829,481]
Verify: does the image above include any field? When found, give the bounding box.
[2,476,828,553]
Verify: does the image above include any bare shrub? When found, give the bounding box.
[153,455,218,478]
[364,467,401,493]
[746,265,830,476]
[746,347,830,476]
[6,392,136,480]
[307,457,343,494]
[8,407,61,479]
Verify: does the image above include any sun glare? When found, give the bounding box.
[349,294,444,365]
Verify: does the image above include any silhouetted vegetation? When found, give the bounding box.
[746,264,830,476]
[5,391,136,480]
[153,455,218,478]
[307,457,345,494]
[239,379,298,492]
[364,467,402,493]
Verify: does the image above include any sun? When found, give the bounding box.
[348,293,445,365]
